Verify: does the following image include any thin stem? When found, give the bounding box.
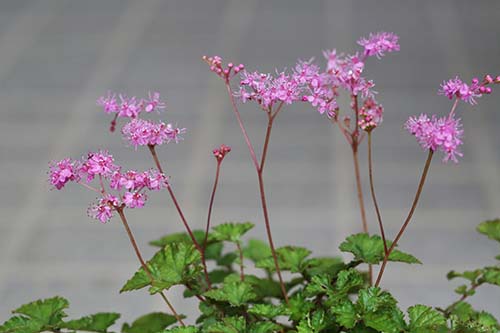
[445,283,481,315]
[224,83,289,304]
[368,132,388,255]
[203,162,221,251]
[236,242,245,281]
[147,144,212,289]
[351,143,369,234]
[77,182,100,193]
[116,207,185,326]
[375,150,434,287]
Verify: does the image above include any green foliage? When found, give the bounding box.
[256,246,311,273]
[210,222,254,244]
[61,313,120,332]
[339,233,421,265]
[122,312,179,333]
[121,242,202,294]
[204,279,257,307]
[477,219,500,242]
[407,305,447,332]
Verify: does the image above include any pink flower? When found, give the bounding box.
[438,76,496,105]
[143,92,166,113]
[49,158,80,190]
[144,169,168,191]
[118,95,140,118]
[122,119,176,148]
[123,191,147,208]
[405,114,463,163]
[358,98,384,131]
[357,32,400,59]
[80,151,119,182]
[165,124,186,143]
[97,92,118,114]
[88,194,120,223]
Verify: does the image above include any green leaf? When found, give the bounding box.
[339,233,421,264]
[256,246,311,273]
[204,280,257,307]
[243,275,283,299]
[61,313,120,332]
[243,239,271,263]
[363,308,405,333]
[206,316,245,333]
[217,252,238,268]
[331,300,358,329]
[161,326,198,333]
[447,269,483,283]
[482,266,500,286]
[211,222,254,243]
[304,274,333,297]
[13,296,69,327]
[122,312,179,333]
[296,309,329,333]
[476,311,499,330]
[248,304,287,319]
[288,292,314,322]
[248,321,282,333]
[357,287,397,313]
[357,287,405,333]
[121,242,202,294]
[407,305,446,332]
[0,316,42,333]
[335,269,365,295]
[302,257,346,277]
[477,219,500,242]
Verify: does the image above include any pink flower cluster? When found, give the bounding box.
[203,55,245,81]
[439,75,499,105]
[358,98,384,131]
[49,151,168,223]
[213,144,231,162]
[405,114,463,163]
[357,32,400,59]
[97,92,166,118]
[122,118,186,149]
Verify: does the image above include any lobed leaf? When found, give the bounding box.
[122,312,179,333]
[61,312,120,332]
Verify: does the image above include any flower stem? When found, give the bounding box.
[368,132,388,255]
[147,144,212,289]
[236,242,245,281]
[375,149,434,287]
[116,207,185,326]
[203,162,221,251]
[224,82,289,304]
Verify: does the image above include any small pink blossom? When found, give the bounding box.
[358,98,384,131]
[88,194,120,223]
[438,75,497,105]
[165,124,186,143]
[143,92,166,113]
[49,158,80,190]
[144,169,168,191]
[357,32,400,59]
[405,114,463,163]
[122,119,178,148]
[118,95,141,118]
[80,151,119,181]
[123,191,147,208]
[97,92,118,114]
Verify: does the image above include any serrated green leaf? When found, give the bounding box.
[477,219,500,242]
[296,309,329,333]
[206,316,245,333]
[482,266,500,286]
[0,316,42,333]
[408,305,446,332]
[363,308,405,333]
[335,269,365,295]
[161,326,198,333]
[122,312,179,333]
[243,275,283,299]
[476,311,500,330]
[288,292,314,322]
[13,296,69,327]
[256,246,311,273]
[340,233,421,264]
[331,300,358,329]
[447,269,483,283]
[121,242,202,294]
[357,287,398,313]
[61,312,120,332]
[248,321,282,333]
[248,304,286,319]
[217,253,238,268]
[454,284,469,296]
[304,274,333,297]
[302,257,346,277]
[243,239,271,264]
[450,302,475,322]
[204,280,257,307]
[211,222,254,243]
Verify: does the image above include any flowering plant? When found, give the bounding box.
[1,32,499,333]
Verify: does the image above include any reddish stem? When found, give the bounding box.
[203,162,221,251]
[224,82,289,304]
[147,144,212,289]
[116,207,185,326]
[375,150,434,287]
[236,242,245,281]
[368,132,388,255]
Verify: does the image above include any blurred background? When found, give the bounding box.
[0,0,499,324]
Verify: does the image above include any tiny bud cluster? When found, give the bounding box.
[203,55,244,81]
[358,98,384,131]
[439,74,499,105]
[213,144,231,162]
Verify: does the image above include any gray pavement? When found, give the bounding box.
[0,0,499,325]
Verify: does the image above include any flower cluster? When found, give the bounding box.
[439,74,499,105]
[357,32,400,59]
[122,118,186,149]
[358,98,384,131]
[97,92,166,118]
[405,114,463,163]
[213,144,231,162]
[49,151,168,222]
[203,55,244,81]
